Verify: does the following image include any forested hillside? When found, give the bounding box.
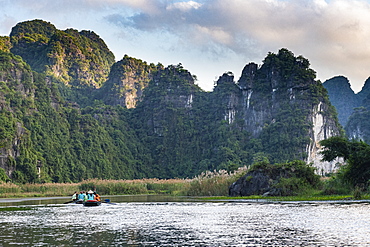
[0,19,342,183]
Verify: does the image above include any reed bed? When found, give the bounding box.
[80,179,148,195]
[186,166,248,196]
[0,166,248,198]
[79,178,192,195]
[0,182,21,194]
[20,183,80,196]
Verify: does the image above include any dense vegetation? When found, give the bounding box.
[321,136,370,191]
[247,160,322,196]
[0,20,344,187]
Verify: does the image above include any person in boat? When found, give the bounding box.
[71,191,78,202]
[77,191,86,201]
[94,191,101,202]
[87,190,95,200]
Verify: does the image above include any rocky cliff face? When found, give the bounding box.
[306,102,343,174]
[98,56,156,108]
[214,49,342,174]
[138,64,199,136]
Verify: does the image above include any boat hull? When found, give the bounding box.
[83,200,101,207]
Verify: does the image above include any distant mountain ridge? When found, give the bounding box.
[322,76,360,126]
[0,19,344,182]
[323,76,370,142]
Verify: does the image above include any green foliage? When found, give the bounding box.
[0,111,16,148]
[250,160,322,196]
[321,136,370,188]
[320,136,351,161]
[0,168,10,182]
[321,176,351,195]
[10,19,56,39]
[274,177,310,196]
[0,49,149,183]
[353,186,362,200]
[261,48,316,86]
[0,36,11,52]
[259,105,312,162]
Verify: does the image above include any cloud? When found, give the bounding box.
[105,0,370,91]
[167,1,202,11]
[1,0,370,91]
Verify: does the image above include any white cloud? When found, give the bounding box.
[167,1,202,11]
[1,0,370,92]
[104,0,370,92]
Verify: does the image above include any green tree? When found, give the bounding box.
[320,137,370,187]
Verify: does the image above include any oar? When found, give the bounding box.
[101,199,116,205]
[63,200,74,204]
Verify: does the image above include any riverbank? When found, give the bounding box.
[201,194,370,202]
[1,166,368,201]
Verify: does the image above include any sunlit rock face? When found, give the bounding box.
[306,102,343,174]
[10,20,115,89]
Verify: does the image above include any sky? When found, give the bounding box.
[1,0,370,93]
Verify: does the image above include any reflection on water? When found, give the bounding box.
[0,196,369,246]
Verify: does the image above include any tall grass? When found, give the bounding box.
[20,183,80,196]
[0,167,247,198]
[185,166,248,196]
[79,179,148,195]
[0,182,21,194]
[79,178,191,195]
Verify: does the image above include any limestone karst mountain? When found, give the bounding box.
[10,19,115,88]
[0,20,343,182]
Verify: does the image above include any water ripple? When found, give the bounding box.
[0,201,369,246]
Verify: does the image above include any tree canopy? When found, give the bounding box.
[321,137,370,187]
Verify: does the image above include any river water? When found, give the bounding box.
[0,195,369,246]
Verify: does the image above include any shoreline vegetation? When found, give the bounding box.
[0,167,247,199]
[1,166,369,201]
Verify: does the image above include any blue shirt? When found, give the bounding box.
[87,194,95,200]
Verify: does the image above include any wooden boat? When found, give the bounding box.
[83,200,101,207]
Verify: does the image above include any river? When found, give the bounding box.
[0,195,369,246]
